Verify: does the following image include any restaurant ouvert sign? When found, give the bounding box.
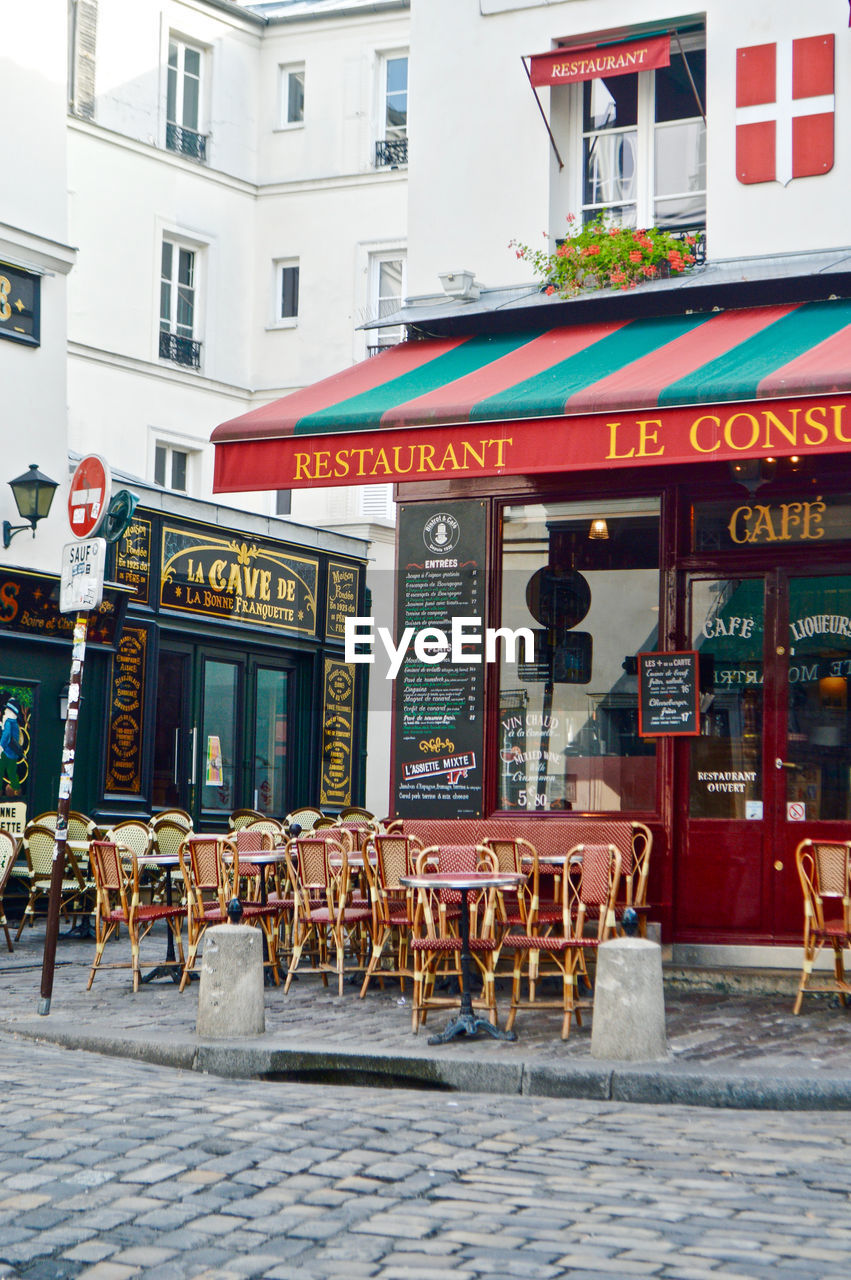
[212,395,851,493]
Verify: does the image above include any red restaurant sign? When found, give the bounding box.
[213,394,851,493]
[529,35,670,88]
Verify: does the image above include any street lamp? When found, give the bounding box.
[3,463,59,549]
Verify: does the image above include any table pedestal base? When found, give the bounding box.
[60,918,95,940]
[140,964,192,985]
[428,1012,517,1044]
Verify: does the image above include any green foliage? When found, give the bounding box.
[510,213,702,296]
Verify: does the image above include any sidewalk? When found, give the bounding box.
[3,924,851,1110]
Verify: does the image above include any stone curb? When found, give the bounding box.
[10,1021,851,1111]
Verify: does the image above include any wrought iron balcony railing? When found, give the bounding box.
[374,138,408,168]
[159,330,201,369]
[166,123,208,163]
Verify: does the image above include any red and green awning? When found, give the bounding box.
[212,299,851,492]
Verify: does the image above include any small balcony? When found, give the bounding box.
[374,138,408,169]
[159,330,201,369]
[166,122,208,163]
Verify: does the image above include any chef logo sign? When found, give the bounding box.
[423,512,460,556]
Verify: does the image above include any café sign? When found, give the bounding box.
[160,525,318,635]
[694,492,851,552]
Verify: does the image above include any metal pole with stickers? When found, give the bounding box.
[39,456,138,1015]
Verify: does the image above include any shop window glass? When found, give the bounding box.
[201,659,238,812]
[498,497,659,812]
[580,43,705,231]
[254,668,288,815]
[689,578,763,819]
[786,575,851,821]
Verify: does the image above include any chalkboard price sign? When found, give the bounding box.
[638,651,700,737]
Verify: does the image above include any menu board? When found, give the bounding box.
[638,650,700,736]
[392,500,486,817]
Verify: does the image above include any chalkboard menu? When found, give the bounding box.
[638,651,700,737]
[392,500,487,818]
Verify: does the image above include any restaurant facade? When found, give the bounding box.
[211,264,851,955]
[1,486,368,832]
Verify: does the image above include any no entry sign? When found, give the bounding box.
[68,455,111,538]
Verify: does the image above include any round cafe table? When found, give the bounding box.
[400,870,526,1045]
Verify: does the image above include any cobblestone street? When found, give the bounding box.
[2,1032,851,1280]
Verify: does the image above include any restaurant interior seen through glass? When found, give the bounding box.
[499,496,660,814]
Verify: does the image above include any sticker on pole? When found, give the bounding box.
[68,455,111,538]
[60,539,107,613]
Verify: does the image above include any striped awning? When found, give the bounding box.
[212,298,851,491]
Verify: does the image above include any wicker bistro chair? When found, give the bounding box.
[106,820,157,904]
[148,818,194,908]
[409,844,501,1034]
[0,829,21,951]
[178,836,232,990]
[179,836,283,989]
[233,826,272,901]
[15,823,87,939]
[228,808,265,832]
[283,834,372,995]
[87,840,186,991]
[359,833,424,998]
[480,835,565,967]
[621,821,653,934]
[505,843,621,1041]
[284,806,325,834]
[793,838,851,1014]
[151,808,192,831]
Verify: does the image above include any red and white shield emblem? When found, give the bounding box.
[736,34,834,185]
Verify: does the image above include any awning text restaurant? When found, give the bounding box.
[212,277,851,953]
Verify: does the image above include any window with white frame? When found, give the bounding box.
[167,36,207,161]
[280,64,305,125]
[154,442,194,493]
[160,239,201,368]
[375,53,408,167]
[273,260,300,323]
[572,36,705,232]
[274,489,292,517]
[367,252,406,352]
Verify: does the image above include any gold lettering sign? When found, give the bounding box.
[693,494,851,552]
[115,517,152,604]
[320,660,355,807]
[292,437,514,483]
[160,525,318,635]
[325,561,361,641]
[105,625,147,795]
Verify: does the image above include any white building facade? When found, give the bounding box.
[406,0,849,294]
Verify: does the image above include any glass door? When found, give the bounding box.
[679,574,772,939]
[198,656,241,823]
[152,647,191,811]
[250,664,290,816]
[776,573,851,935]
[679,569,851,943]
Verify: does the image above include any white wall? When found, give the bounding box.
[94,0,262,182]
[0,0,74,571]
[407,0,851,296]
[67,0,408,536]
